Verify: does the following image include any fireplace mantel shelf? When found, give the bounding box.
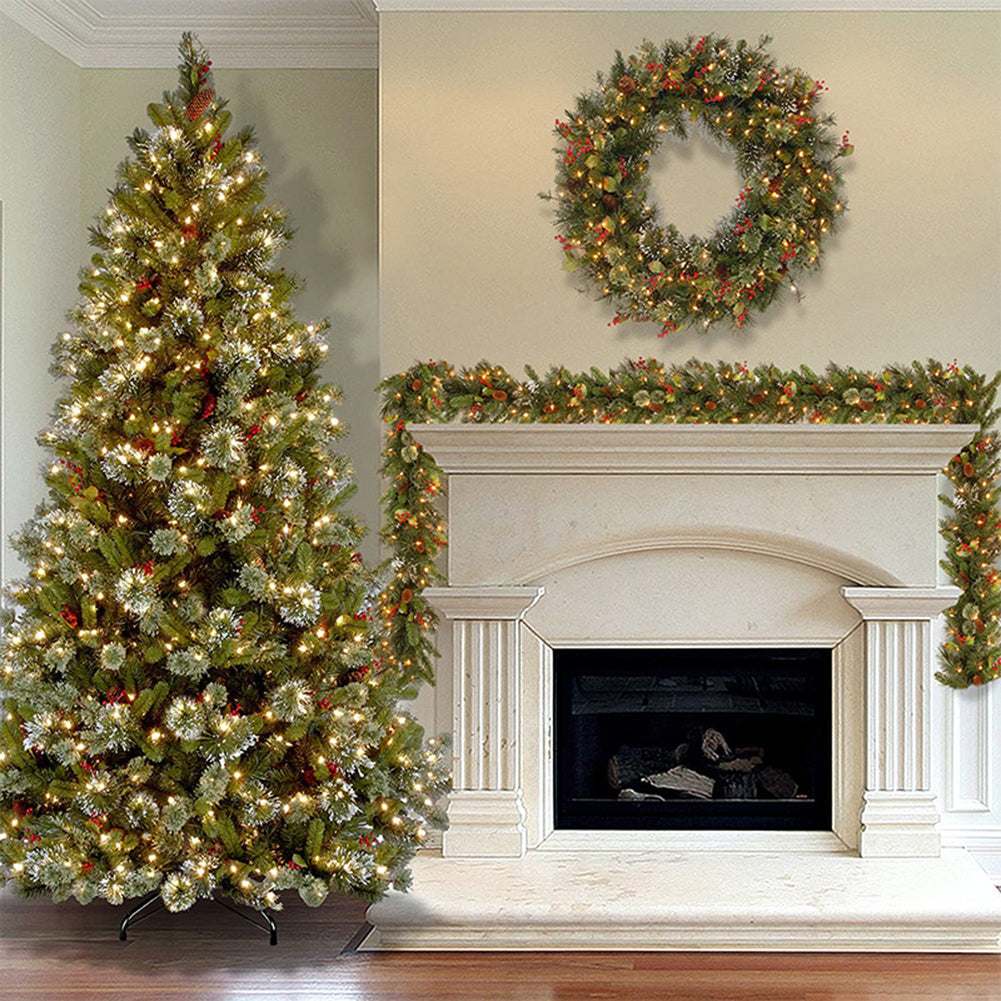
[407,423,978,475]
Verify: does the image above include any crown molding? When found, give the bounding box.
[4,0,997,69]
[373,0,1000,9]
[1,0,379,68]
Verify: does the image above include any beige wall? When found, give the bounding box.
[379,11,1001,377]
[0,13,82,579]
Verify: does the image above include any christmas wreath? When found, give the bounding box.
[546,35,851,334]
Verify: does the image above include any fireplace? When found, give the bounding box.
[554,647,832,831]
[363,424,1001,952]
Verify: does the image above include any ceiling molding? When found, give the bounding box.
[1,0,379,68]
[4,0,997,69]
[373,0,1000,9]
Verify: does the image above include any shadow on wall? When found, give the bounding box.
[230,73,382,560]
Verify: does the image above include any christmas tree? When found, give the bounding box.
[0,34,448,915]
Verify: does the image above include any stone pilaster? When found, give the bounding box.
[843,586,961,857]
[424,586,544,857]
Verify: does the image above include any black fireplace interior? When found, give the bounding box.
[554,647,832,830]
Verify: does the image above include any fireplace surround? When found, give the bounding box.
[363,424,1001,951]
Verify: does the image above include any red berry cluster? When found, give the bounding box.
[757,67,780,92]
[556,118,594,167]
[714,279,735,302]
[60,605,79,628]
[199,394,216,420]
[59,458,86,495]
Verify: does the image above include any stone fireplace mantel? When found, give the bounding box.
[363,423,1001,952]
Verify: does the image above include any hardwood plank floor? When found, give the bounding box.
[2,885,1000,1000]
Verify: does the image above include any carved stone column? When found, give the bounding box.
[424,586,544,857]
[843,586,961,857]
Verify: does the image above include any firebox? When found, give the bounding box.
[554,647,832,831]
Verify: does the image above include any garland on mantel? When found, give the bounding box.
[378,359,1000,690]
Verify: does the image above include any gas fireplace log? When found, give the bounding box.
[757,765,799,799]
[643,766,715,800]
[617,788,666,802]
[715,755,763,772]
[700,727,732,763]
[607,745,680,790]
[712,769,758,800]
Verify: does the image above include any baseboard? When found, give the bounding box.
[941,830,1001,882]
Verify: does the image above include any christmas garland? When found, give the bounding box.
[379,359,1000,690]
[543,35,850,334]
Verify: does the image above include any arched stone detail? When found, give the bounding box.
[509,526,904,589]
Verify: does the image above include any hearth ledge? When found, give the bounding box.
[362,848,1001,952]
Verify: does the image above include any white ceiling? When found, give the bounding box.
[3,0,998,69]
[1,0,380,68]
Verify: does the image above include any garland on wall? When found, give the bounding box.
[379,359,1000,690]
[542,35,850,334]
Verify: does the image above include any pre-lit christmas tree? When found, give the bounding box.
[0,35,448,916]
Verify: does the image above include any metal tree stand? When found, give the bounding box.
[119,892,278,946]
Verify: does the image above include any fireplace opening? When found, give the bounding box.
[554,647,832,830]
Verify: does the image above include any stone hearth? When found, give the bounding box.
[363,425,1001,951]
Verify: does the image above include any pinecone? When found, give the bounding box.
[618,75,638,95]
[602,193,620,211]
[185,88,215,121]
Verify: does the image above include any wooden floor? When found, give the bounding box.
[3,885,1001,1000]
